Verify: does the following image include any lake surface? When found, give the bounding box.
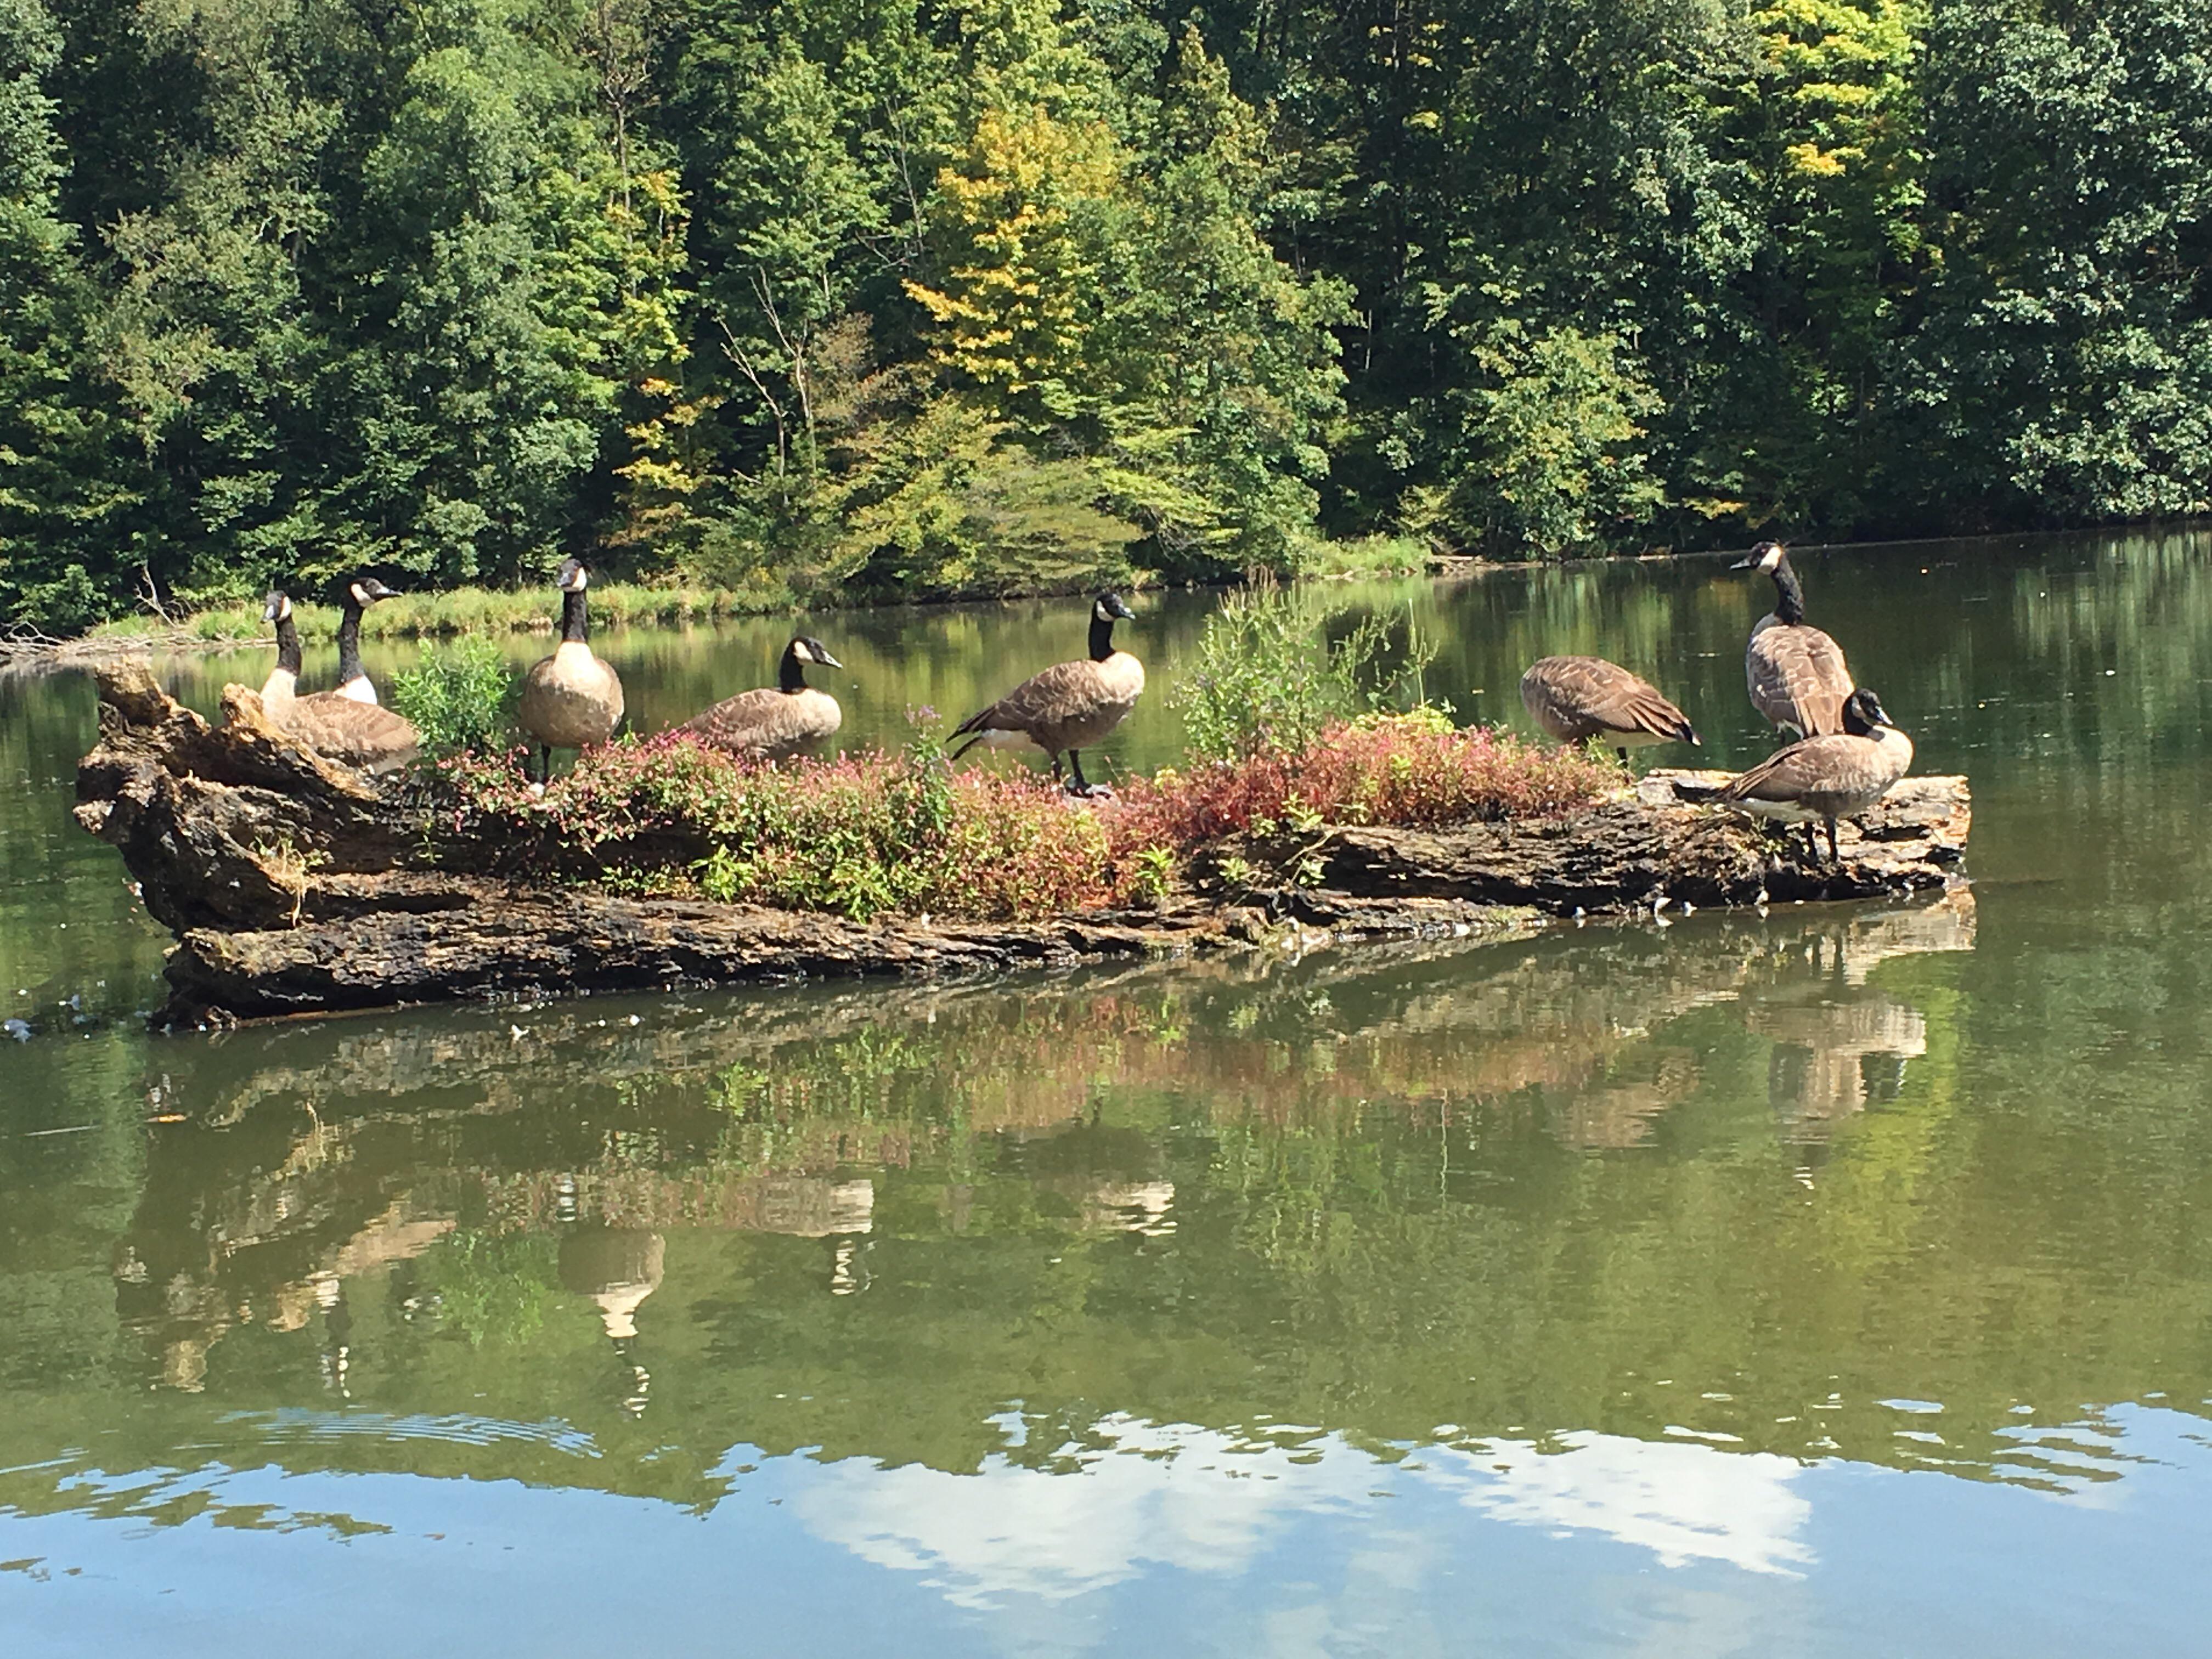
[5,530,2212,1656]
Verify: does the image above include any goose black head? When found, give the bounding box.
[1841,687,1893,734]
[1094,591,1137,623]
[263,591,292,624]
[1730,540,1787,573]
[788,637,844,670]
[348,576,402,606]
[556,557,590,592]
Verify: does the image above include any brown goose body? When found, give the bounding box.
[1735,541,1853,737]
[1718,687,1914,862]
[951,594,1143,793]
[518,560,624,775]
[258,591,420,774]
[679,637,845,760]
[1519,655,1699,757]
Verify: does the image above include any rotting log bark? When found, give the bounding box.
[73,662,1971,1024]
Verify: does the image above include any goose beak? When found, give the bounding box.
[817,648,845,670]
[1728,555,1757,571]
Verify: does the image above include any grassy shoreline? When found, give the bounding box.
[2,535,1443,662]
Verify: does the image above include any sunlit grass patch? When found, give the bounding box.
[86,582,769,646]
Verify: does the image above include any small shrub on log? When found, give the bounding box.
[391,636,520,756]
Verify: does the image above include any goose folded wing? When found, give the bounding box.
[1578,669,1696,742]
[1750,630,1852,735]
[956,659,1099,734]
[683,687,781,739]
[1719,735,1858,803]
[281,698,420,769]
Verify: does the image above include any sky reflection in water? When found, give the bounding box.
[7,1406,2210,1658]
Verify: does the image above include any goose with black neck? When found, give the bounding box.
[1732,540,1855,738]
[329,576,402,704]
[950,592,1146,796]
[676,636,847,759]
[518,557,625,782]
[255,590,420,774]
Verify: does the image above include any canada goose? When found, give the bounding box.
[676,637,845,760]
[257,590,421,774]
[951,592,1144,794]
[1717,687,1914,863]
[329,577,402,704]
[1732,540,1854,737]
[1520,654,1700,761]
[518,557,624,781]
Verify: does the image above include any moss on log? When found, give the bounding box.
[74,662,1971,1023]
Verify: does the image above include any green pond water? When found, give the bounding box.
[4,531,2212,1656]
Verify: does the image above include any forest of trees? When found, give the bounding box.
[2,0,2209,630]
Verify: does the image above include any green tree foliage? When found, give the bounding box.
[1904,0,2212,522]
[0,0,125,629]
[2,0,2209,631]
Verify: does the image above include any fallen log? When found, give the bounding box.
[73,662,1971,1023]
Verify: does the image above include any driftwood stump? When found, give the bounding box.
[73,662,1971,1023]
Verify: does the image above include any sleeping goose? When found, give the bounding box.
[518,557,624,781]
[676,636,845,760]
[258,590,421,774]
[1718,687,1914,864]
[329,577,402,704]
[951,592,1143,795]
[1733,540,1854,738]
[1520,655,1700,761]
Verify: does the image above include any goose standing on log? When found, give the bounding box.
[329,576,402,704]
[1734,540,1853,737]
[1719,687,1914,864]
[257,590,421,773]
[518,557,624,782]
[1520,655,1700,761]
[951,592,1143,795]
[676,636,845,760]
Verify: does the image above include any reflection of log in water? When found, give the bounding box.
[111,891,1974,1388]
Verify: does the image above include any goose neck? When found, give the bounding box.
[560,586,590,645]
[334,598,365,686]
[274,611,303,677]
[1770,560,1807,625]
[1088,613,1116,663]
[778,644,807,693]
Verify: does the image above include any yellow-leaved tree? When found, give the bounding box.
[903,104,1135,424]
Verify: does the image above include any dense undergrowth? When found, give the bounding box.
[432,717,1617,923]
